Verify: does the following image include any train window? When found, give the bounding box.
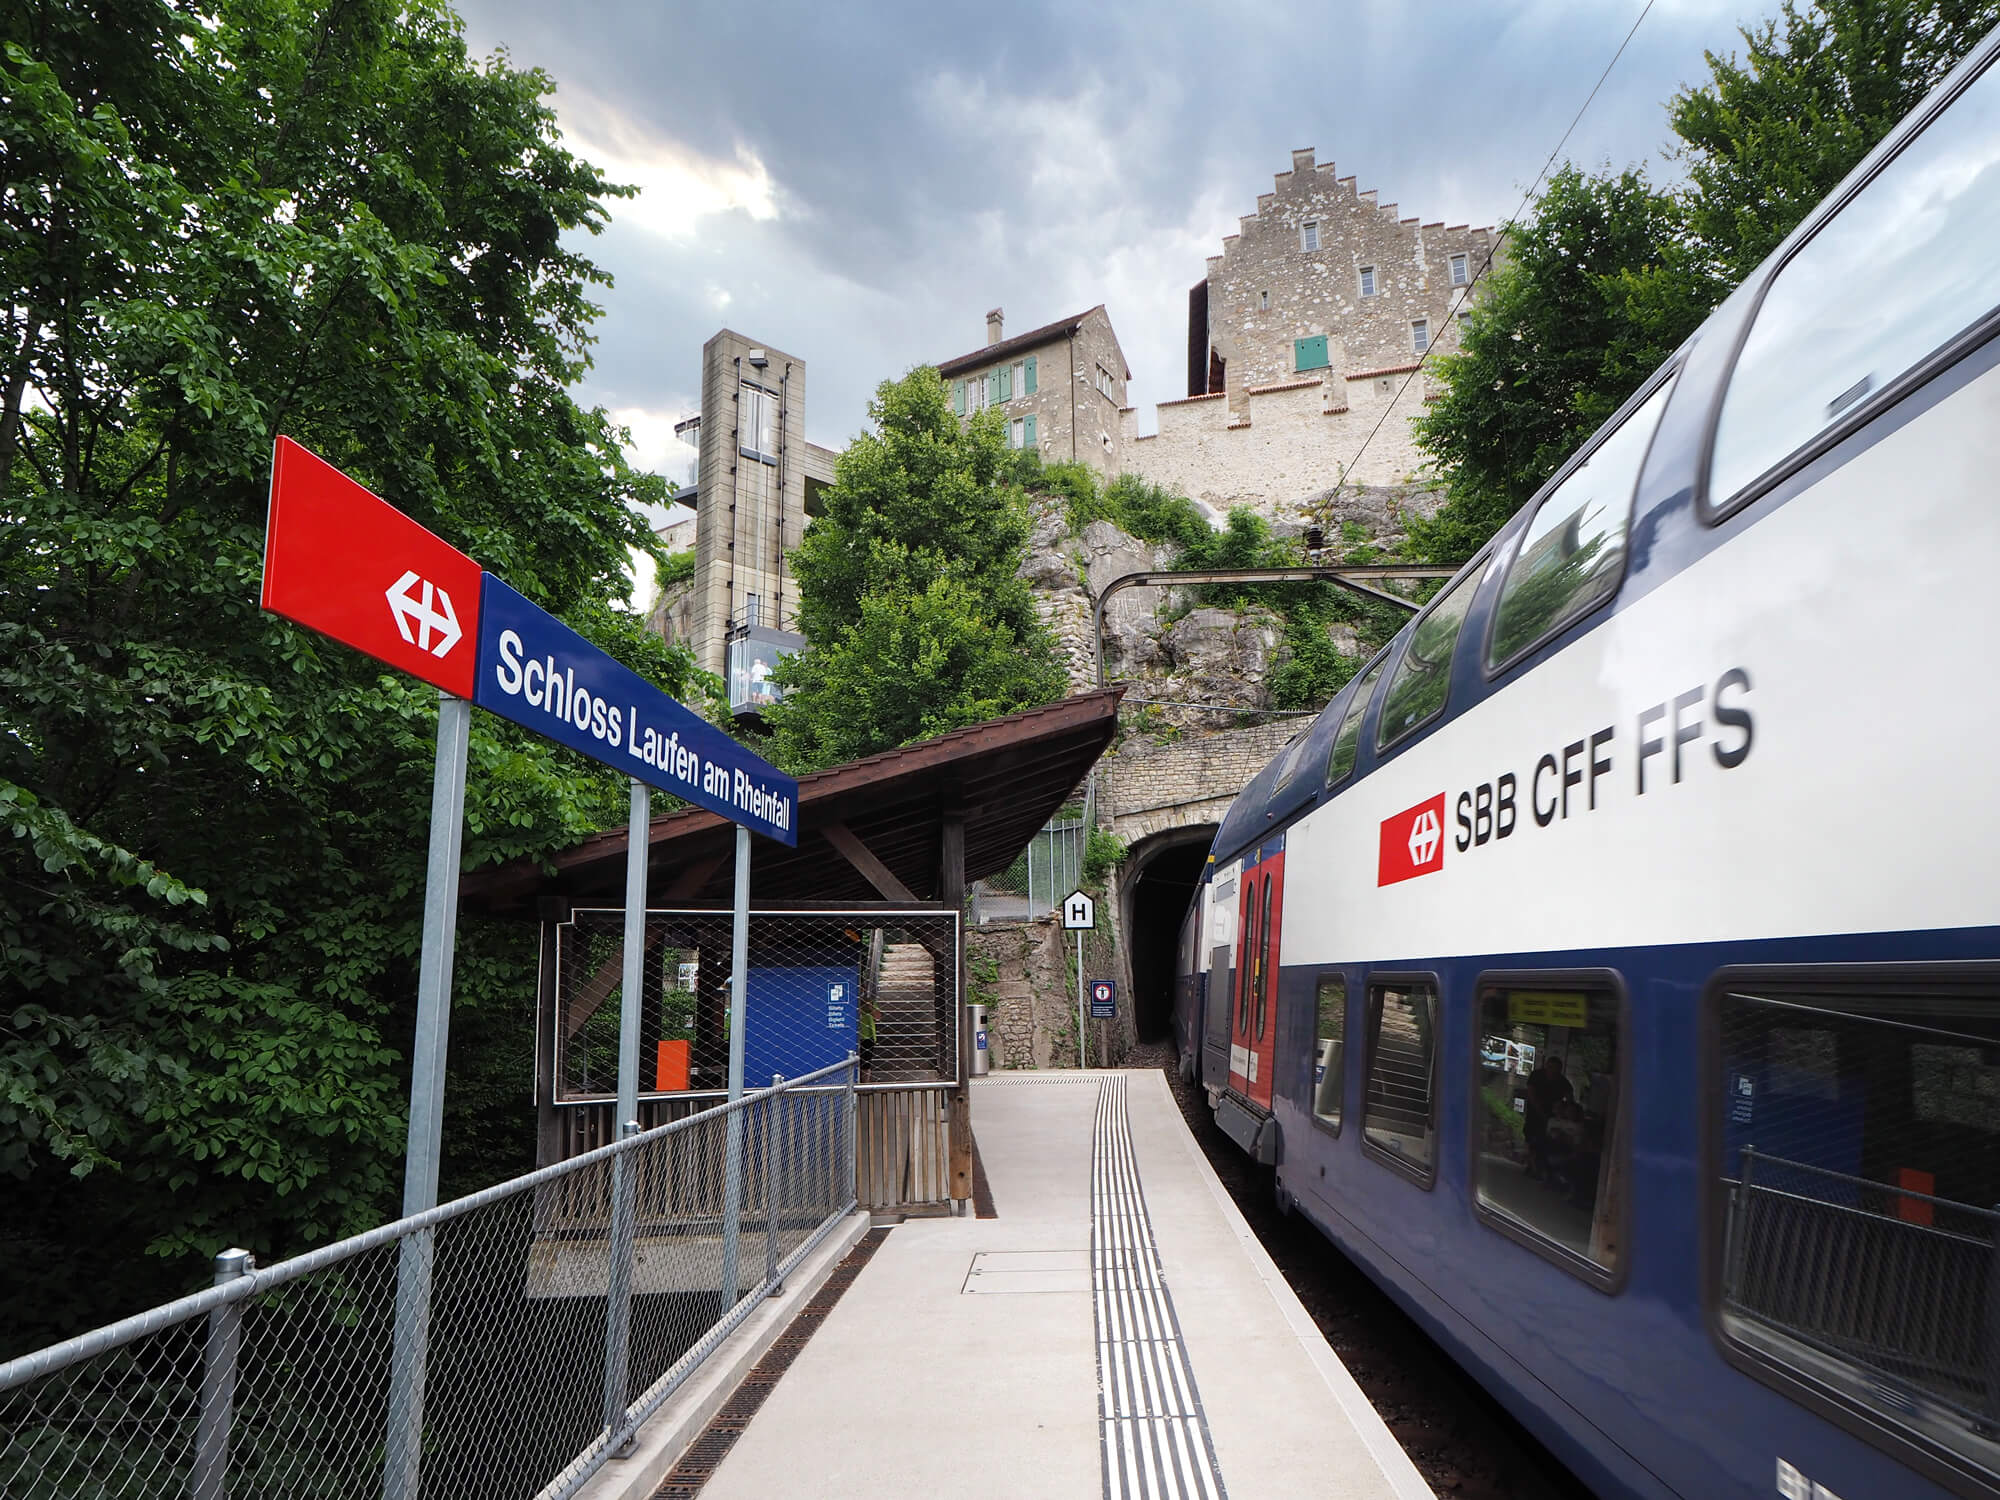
[1238,880,1259,1040]
[1312,974,1346,1132]
[1472,981,1624,1284]
[1377,567,1480,751]
[1255,878,1273,1042]
[1712,973,2000,1482]
[1325,656,1386,788]
[1271,725,1312,793]
[1362,979,1438,1183]
[1707,54,2000,515]
[1486,376,1675,672]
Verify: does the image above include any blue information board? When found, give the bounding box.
[743,966,860,1085]
[474,575,797,844]
[1089,980,1116,1019]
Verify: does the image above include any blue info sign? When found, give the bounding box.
[474,575,799,844]
[1089,980,1116,1019]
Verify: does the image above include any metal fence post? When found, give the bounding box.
[765,1076,783,1295]
[602,1120,642,1450]
[721,825,751,1308]
[191,1248,253,1500]
[845,1053,859,1209]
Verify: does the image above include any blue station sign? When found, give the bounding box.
[474,575,798,845]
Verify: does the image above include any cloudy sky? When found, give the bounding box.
[454,0,1771,504]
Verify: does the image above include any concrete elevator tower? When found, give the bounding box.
[671,329,836,717]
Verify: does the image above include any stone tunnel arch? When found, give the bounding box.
[1096,717,1305,1047]
[1116,824,1217,1042]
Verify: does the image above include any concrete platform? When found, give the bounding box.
[694,1070,1432,1500]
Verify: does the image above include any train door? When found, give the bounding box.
[1201,863,1238,1088]
[1226,836,1285,1112]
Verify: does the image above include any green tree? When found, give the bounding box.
[2,0,690,1343]
[1673,0,2000,284]
[1409,0,2000,568]
[1408,165,1702,563]
[766,369,1066,769]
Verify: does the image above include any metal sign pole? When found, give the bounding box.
[383,691,471,1500]
[1076,931,1088,1070]
[601,777,650,1445]
[720,824,751,1307]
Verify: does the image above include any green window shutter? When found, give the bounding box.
[1024,413,1037,447]
[953,381,966,416]
[1000,364,1013,400]
[1295,335,1329,372]
[1024,355,1037,394]
[987,369,1000,405]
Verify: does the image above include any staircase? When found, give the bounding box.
[1365,996,1433,1136]
[872,942,944,1081]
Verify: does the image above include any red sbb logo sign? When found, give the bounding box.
[1378,793,1447,886]
[261,437,483,698]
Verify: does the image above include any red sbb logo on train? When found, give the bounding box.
[1378,793,1447,886]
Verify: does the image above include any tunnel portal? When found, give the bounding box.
[1121,827,1217,1043]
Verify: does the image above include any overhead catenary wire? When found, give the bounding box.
[1322,0,1659,509]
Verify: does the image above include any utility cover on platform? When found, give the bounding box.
[1061,890,1095,930]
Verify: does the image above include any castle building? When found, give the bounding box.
[936,305,1132,478]
[654,328,840,717]
[1121,148,1498,516]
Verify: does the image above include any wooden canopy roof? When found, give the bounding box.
[461,688,1124,919]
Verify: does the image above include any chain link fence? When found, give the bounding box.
[0,1060,857,1500]
[552,907,958,1111]
[978,816,1084,923]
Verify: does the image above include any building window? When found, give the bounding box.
[1259,290,1270,311]
[739,381,776,463]
[1450,252,1469,286]
[1363,979,1438,1182]
[1359,265,1376,298]
[1096,365,1113,399]
[1009,417,1025,449]
[1474,979,1625,1281]
[1313,974,1346,1132]
[1412,319,1430,354]
[1301,221,1319,252]
[1011,362,1025,401]
[1294,335,1330,372]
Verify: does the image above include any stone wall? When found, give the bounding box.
[970,916,1129,1069]
[1120,365,1442,512]
[1097,718,1304,844]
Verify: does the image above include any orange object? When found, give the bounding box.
[655,1039,690,1093]
[1895,1167,1934,1225]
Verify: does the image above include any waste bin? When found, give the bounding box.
[970,1003,991,1076]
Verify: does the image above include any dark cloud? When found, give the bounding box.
[454,0,1764,460]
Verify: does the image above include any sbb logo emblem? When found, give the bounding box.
[1378,794,1448,886]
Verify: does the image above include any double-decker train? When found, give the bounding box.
[1172,29,2000,1500]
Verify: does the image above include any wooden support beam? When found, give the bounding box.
[941,810,973,1207]
[663,850,728,901]
[821,821,919,904]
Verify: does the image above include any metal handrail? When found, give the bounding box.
[1091,563,1457,687]
[0,1055,857,1394]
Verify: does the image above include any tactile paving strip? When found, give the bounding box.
[1093,1077,1228,1500]
[649,1228,891,1498]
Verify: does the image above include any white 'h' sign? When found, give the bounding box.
[1062,890,1095,930]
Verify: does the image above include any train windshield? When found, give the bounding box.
[1709,52,2000,509]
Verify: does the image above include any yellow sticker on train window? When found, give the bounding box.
[1508,991,1589,1028]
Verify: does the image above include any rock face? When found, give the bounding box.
[1015,497,1284,727]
